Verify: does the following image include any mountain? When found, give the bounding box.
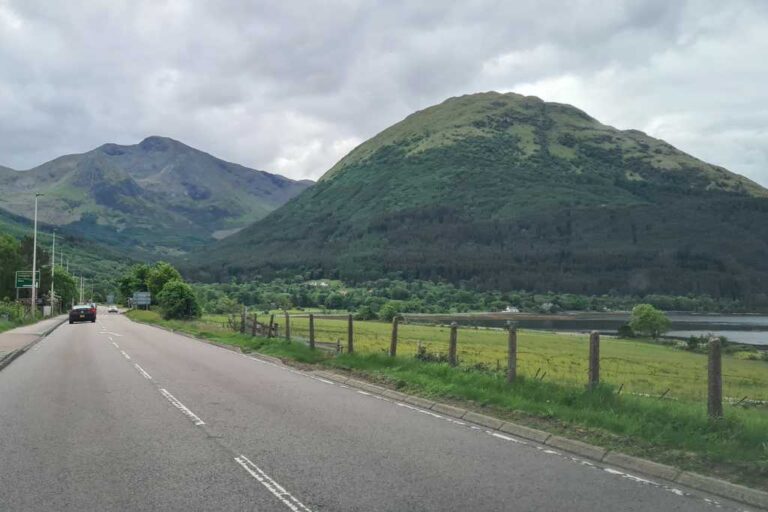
[0,137,312,257]
[189,92,768,305]
[0,205,132,298]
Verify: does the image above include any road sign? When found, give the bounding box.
[133,292,151,306]
[106,294,115,304]
[15,270,40,289]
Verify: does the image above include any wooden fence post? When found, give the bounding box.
[448,322,458,367]
[251,313,257,336]
[389,316,399,357]
[588,331,600,389]
[347,313,354,354]
[309,313,315,350]
[507,321,517,382]
[240,306,246,334]
[708,337,723,419]
[268,314,275,338]
[285,312,291,341]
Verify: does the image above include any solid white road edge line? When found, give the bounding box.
[134,322,733,510]
[159,388,205,426]
[235,455,313,512]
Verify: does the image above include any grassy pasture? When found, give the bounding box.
[283,315,768,402]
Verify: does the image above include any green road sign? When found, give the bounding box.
[15,270,40,289]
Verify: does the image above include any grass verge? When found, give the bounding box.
[126,309,768,491]
[0,316,43,335]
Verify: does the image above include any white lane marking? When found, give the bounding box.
[99,331,123,337]
[134,363,152,380]
[159,388,205,426]
[120,350,131,360]
[316,378,334,385]
[165,337,720,509]
[234,455,313,512]
[108,336,113,342]
[490,432,526,444]
[112,341,119,348]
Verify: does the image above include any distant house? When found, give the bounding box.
[505,306,520,313]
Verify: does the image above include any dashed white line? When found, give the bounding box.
[159,388,205,426]
[162,335,743,510]
[489,432,525,444]
[234,455,313,512]
[120,350,131,360]
[134,363,152,380]
[112,341,119,348]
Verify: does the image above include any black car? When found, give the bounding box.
[69,304,97,324]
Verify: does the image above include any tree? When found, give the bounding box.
[0,235,23,300]
[147,262,182,299]
[157,280,201,319]
[118,263,151,302]
[354,305,376,320]
[51,267,78,309]
[378,300,403,321]
[629,304,670,339]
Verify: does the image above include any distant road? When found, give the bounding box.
[0,310,752,511]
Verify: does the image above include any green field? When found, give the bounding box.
[279,315,768,403]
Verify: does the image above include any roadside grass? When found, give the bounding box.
[283,316,768,402]
[126,308,768,490]
[0,319,18,334]
[0,316,40,335]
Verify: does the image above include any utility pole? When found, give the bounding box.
[50,230,56,315]
[80,275,84,304]
[30,193,43,317]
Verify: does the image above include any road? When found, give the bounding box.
[0,310,755,511]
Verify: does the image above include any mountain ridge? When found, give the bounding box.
[191,92,768,306]
[0,136,312,257]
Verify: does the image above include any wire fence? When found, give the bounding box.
[228,311,768,407]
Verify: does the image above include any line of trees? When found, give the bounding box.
[118,262,200,319]
[190,276,748,320]
[0,234,78,311]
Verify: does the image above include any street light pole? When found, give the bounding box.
[50,230,56,315]
[30,193,43,318]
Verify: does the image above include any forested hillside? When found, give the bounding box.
[189,92,768,307]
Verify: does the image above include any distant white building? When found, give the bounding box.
[505,306,520,313]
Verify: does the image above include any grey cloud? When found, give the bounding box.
[0,0,766,186]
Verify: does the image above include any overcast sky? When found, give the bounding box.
[1,1,766,186]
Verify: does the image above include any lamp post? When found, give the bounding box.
[50,230,56,314]
[30,193,43,318]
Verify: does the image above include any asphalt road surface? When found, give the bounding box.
[0,310,755,511]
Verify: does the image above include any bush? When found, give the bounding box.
[378,300,403,321]
[629,304,670,339]
[617,324,635,338]
[0,300,24,323]
[157,280,201,320]
[354,305,376,321]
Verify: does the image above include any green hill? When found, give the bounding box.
[188,92,768,306]
[0,206,132,299]
[0,137,312,258]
